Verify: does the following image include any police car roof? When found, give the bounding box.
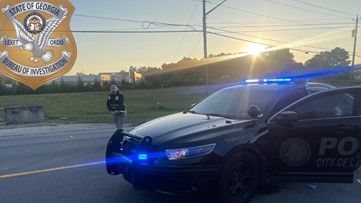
[221,81,334,93]
[223,82,299,92]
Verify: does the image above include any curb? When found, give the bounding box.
[0,122,137,137]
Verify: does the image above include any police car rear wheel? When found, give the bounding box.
[218,151,260,203]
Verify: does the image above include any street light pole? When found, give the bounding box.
[202,0,227,95]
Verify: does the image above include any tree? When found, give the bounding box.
[48,80,59,92]
[305,47,350,68]
[60,78,67,92]
[305,47,351,80]
[93,79,102,90]
[77,76,85,91]
[0,77,5,95]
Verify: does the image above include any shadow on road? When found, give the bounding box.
[257,184,282,195]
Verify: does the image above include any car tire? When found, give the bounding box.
[218,151,260,203]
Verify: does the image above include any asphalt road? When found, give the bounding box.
[0,124,361,203]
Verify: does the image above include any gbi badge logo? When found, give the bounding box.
[0,0,77,90]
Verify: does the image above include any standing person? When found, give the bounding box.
[106,85,126,129]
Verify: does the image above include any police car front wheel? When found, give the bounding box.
[218,151,260,203]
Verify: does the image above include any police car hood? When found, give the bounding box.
[129,112,252,146]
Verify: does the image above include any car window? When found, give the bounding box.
[307,87,331,93]
[289,92,356,120]
[190,87,277,119]
[270,90,307,115]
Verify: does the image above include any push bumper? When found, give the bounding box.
[112,152,219,192]
[106,130,219,192]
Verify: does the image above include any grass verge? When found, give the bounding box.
[0,86,212,124]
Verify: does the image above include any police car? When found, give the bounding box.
[106,78,361,203]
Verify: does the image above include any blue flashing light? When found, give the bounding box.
[138,154,148,160]
[242,78,292,84]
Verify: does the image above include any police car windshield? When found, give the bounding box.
[189,86,278,119]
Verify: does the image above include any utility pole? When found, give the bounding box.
[350,15,359,85]
[351,15,359,67]
[203,0,227,95]
[202,0,208,59]
[202,0,208,95]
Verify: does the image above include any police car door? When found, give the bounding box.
[266,87,361,182]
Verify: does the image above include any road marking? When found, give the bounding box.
[0,161,105,179]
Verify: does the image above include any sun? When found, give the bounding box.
[245,44,267,56]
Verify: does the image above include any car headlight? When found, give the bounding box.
[165,143,216,160]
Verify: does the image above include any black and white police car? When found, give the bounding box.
[106,78,361,203]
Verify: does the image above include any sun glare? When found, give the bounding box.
[245,44,267,56]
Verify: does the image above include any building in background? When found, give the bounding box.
[54,74,100,84]
[52,71,143,85]
[99,71,130,83]
[129,70,143,83]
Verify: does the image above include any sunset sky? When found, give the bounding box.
[69,0,360,75]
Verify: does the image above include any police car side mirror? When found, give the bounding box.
[275,111,299,123]
[248,105,263,118]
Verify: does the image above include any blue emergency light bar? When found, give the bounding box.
[241,78,293,84]
[138,154,148,160]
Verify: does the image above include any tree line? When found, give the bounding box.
[138,47,357,88]
[0,47,359,95]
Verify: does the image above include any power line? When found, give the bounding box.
[211,2,302,23]
[50,27,359,57]
[51,10,361,57]
[264,0,352,19]
[218,22,353,28]
[207,15,353,31]
[187,33,203,57]
[45,27,358,55]
[73,14,196,30]
[208,30,271,46]
[294,0,356,17]
[208,26,316,48]
[70,10,361,59]
[71,30,202,34]
[215,26,352,33]
[207,25,361,56]
[208,17,353,28]
[207,15,353,35]
[208,1,354,33]
[206,15,353,37]
[202,0,360,57]
[208,31,315,53]
[173,0,200,62]
[203,4,359,55]
[67,19,357,56]
[209,31,361,58]
[204,15,356,53]
[74,12,353,33]
[208,15,350,24]
[73,14,144,24]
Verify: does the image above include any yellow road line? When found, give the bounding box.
[0,161,105,179]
